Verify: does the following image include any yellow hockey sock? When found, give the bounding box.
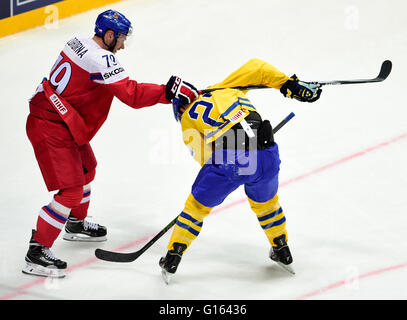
[167,193,213,251]
[247,194,288,246]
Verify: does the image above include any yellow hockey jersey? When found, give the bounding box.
[180,58,289,166]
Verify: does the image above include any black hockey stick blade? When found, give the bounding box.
[312,60,392,86]
[95,216,178,263]
[95,248,141,262]
[377,60,392,80]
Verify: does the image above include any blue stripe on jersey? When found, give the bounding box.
[220,101,240,119]
[205,120,231,139]
[257,207,283,222]
[90,73,103,80]
[220,98,255,119]
[180,212,203,227]
[205,97,257,140]
[176,220,200,236]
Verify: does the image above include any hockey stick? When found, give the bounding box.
[95,216,179,263]
[308,60,392,87]
[94,112,296,263]
[199,60,392,94]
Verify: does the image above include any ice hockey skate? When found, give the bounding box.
[269,234,295,275]
[63,216,107,242]
[159,242,187,284]
[22,230,67,278]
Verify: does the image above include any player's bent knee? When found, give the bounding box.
[54,186,84,209]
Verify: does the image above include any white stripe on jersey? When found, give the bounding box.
[62,37,129,85]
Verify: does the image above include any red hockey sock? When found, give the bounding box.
[33,199,71,248]
[70,183,91,220]
[34,186,83,248]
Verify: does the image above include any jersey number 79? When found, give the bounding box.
[49,54,72,95]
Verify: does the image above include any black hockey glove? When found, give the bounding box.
[280,75,322,103]
[166,76,199,106]
[257,120,274,149]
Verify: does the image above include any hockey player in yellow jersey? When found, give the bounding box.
[159,58,322,283]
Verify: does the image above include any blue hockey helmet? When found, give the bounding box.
[95,10,133,39]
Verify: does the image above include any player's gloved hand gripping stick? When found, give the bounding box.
[95,112,296,263]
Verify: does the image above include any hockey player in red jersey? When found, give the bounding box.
[23,9,199,278]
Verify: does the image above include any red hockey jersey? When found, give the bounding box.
[29,37,170,142]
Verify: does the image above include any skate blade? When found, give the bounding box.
[276,262,295,275]
[161,268,173,285]
[63,233,107,242]
[22,262,66,278]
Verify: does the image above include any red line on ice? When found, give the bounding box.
[2,132,407,300]
[295,262,407,300]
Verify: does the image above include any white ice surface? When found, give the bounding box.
[0,0,406,300]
